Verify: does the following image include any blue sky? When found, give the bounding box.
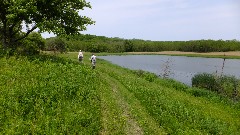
[42,0,240,41]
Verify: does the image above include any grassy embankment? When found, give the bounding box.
[0,55,101,134]
[1,52,240,134]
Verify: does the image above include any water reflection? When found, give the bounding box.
[99,55,240,86]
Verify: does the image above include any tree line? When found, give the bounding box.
[1,33,239,55]
[49,34,240,53]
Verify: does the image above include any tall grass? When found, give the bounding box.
[95,57,240,134]
[0,55,101,134]
[1,52,240,134]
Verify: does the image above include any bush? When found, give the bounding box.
[192,73,219,91]
[134,70,157,82]
[45,37,68,53]
[16,32,45,56]
[192,73,240,101]
[218,75,240,100]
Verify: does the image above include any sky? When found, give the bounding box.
[42,0,240,41]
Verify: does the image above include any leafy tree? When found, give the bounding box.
[0,0,94,54]
[124,40,133,52]
[17,32,46,55]
[26,32,45,50]
[45,37,67,53]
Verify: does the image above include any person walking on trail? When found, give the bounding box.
[90,53,96,69]
[78,50,83,63]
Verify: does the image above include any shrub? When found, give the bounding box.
[192,73,240,101]
[218,75,240,100]
[16,32,45,56]
[144,73,157,82]
[135,70,145,77]
[192,73,219,91]
[45,37,68,53]
[134,70,157,82]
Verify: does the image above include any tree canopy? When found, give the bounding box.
[0,0,94,54]
[59,34,240,53]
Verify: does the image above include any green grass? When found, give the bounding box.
[95,59,240,134]
[0,55,101,134]
[1,52,240,134]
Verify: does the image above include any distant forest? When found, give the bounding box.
[45,34,240,53]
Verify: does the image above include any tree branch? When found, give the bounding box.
[14,25,37,42]
[9,20,22,39]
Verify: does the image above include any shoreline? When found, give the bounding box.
[127,51,240,56]
[126,51,240,59]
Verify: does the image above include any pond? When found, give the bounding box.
[98,55,240,86]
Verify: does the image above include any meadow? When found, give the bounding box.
[1,52,240,134]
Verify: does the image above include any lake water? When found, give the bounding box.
[98,55,240,86]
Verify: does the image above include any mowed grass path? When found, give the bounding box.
[1,52,240,134]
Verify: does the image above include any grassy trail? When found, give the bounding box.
[97,67,166,135]
[2,52,236,134]
[62,52,167,134]
[98,71,143,135]
[59,52,240,134]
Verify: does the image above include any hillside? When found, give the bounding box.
[1,53,240,134]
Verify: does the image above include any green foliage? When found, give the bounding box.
[17,32,46,55]
[0,55,101,134]
[192,73,218,90]
[64,34,240,53]
[45,37,68,53]
[27,32,45,50]
[192,73,240,101]
[134,70,157,82]
[124,40,134,52]
[0,0,94,54]
[218,75,240,100]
